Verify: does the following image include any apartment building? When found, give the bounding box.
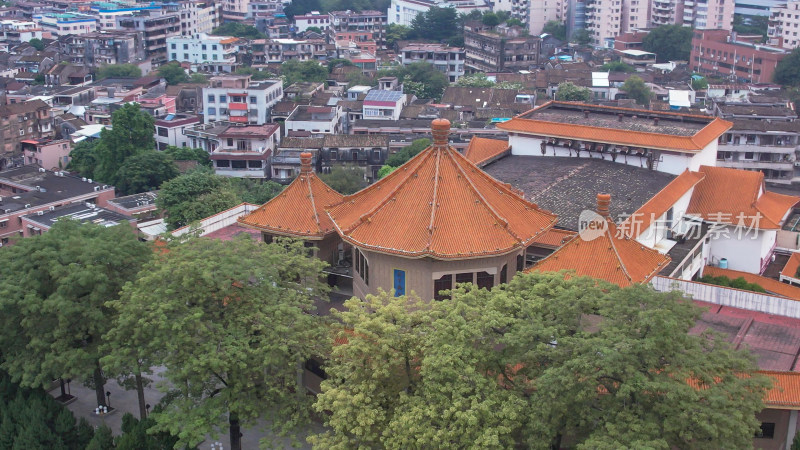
[651,0,733,29]
[178,0,221,36]
[388,0,490,26]
[21,139,71,170]
[264,38,328,62]
[285,105,344,136]
[202,75,283,124]
[117,10,181,60]
[0,100,54,170]
[59,31,146,68]
[184,121,280,178]
[294,11,330,32]
[583,0,648,47]
[527,0,567,35]
[329,10,387,47]
[154,113,201,150]
[717,120,800,183]
[399,43,465,82]
[33,13,98,36]
[464,22,541,73]
[691,29,788,83]
[167,33,238,73]
[769,0,800,49]
[0,20,44,43]
[89,1,162,30]
[363,90,407,120]
[222,0,249,22]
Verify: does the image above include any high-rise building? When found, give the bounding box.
[768,0,800,49]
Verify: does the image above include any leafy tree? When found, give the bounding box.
[775,48,800,85]
[481,12,500,27]
[385,138,430,167]
[230,178,285,204]
[411,6,459,43]
[455,73,495,87]
[571,28,592,45]
[281,59,328,86]
[115,235,329,450]
[542,20,566,40]
[692,77,709,90]
[158,62,188,85]
[505,18,525,28]
[385,23,411,49]
[114,413,183,450]
[66,140,98,177]
[283,0,322,20]
[113,151,179,195]
[28,38,44,51]
[211,22,266,39]
[733,14,768,42]
[381,62,448,100]
[156,170,241,229]
[621,75,653,105]
[600,61,636,73]
[32,74,45,85]
[313,273,771,448]
[555,81,592,102]
[93,103,155,183]
[319,165,367,195]
[0,221,151,411]
[234,66,276,81]
[642,24,693,63]
[327,58,354,73]
[97,64,142,80]
[496,81,524,90]
[698,275,766,293]
[85,425,114,450]
[306,26,322,34]
[163,145,211,166]
[189,73,207,83]
[377,164,395,179]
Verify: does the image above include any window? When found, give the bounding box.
[0,220,7,229]
[517,254,524,272]
[393,269,406,296]
[352,150,359,161]
[171,53,177,60]
[208,94,215,103]
[434,274,452,301]
[202,54,207,60]
[354,248,369,285]
[500,264,507,284]
[250,96,257,104]
[304,358,327,379]
[248,160,262,168]
[212,44,218,50]
[227,138,234,146]
[744,152,755,160]
[201,44,207,50]
[0,238,7,245]
[157,127,169,137]
[183,44,188,49]
[455,272,473,285]
[330,149,338,160]
[216,159,230,167]
[755,423,775,439]
[476,271,493,290]
[171,43,176,49]
[232,160,246,169]
[219,95,227,103]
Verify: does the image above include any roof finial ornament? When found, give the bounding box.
[300,152,312,174]
[431,118,450,150]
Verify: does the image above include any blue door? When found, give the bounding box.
[393,269,406,297]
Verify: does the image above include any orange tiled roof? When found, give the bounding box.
[497,101,733,153]
[530,219,671,287]
[532,227,576,248]
[686,166,800,229]
[239,169,344,239]
[702,265,800,301]
[327,120,558,260]
[762,371,800,409]
[463,136,510,166]
[781,253,800,280]
[624,170,706,238]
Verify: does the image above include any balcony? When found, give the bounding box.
[718,160,794,170]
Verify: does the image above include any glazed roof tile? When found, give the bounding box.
[327,120,557,259]
[464,136,510,166]
[702,266,800,301]
[781,253,800,280]
[686,166,800,229]
[624,170,706,238]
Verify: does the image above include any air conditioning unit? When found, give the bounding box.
[37,211,43,215]
[49,206,54,211]
[38,167,45,173]
[94,186,100,191]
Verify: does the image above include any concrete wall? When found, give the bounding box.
[708,228,775,275]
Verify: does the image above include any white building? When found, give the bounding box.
[294,11,330,32]
[168,33,239,73]
[498,102,733,176]
[34,13,98,36]
[399,43,465,82]
[285,105,344,136]
[202,75,283,124]
[154,113,202,150]
[184,122,281,178]
[89,2,162,30]
[179,0,221,36]
[0,20,44,42]
[388,0,489,26]
[362,90,407,121]
[769,0,800,49]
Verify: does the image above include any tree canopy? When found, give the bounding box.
[113,235,329,449]
[0,220,151,411]
[66,139,98,178]
[385,24,411,50]
[733,14,768,43]
[28,38,44,51]
[211,22,266,39]
[113,151,179,195]
[93,102,156,183]
[555,81,592,102]
[234,66,277,81]
[775,48,800,85]
[410,6,461,46]
[600,61,636,73]
[158,62,188,85]
[97,63,142,80]
[385,138,430,167]
[155,170,241,230]
[163,145,211,167]
[312,272,770,449]
[281,60,329,86]
[642,25,693,63]
[542,20,566,40]
[571,28,592,45]
[621,75,653,105]
[456,73,496,87]
[319,165,367,195]
[379,63,449,100]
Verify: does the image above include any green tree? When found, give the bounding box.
[211,22,266,39]
[775,48,800,85]
[600,61,636,73]
[555,81,592,102]
[312,273,771,449]
[319,165,367,195]
[230,178,285,204]
[93,103,156,183]
[327,58,354,73]
[114,413,183,449]
[281,59,328,86]
[234,66,276,81]
[97,64,142,80]
[481,12,500,27]
[163,145,211,166]
[377,164,395,179]
[306,26,322,34]
[66,140,97,178]
[394,62,449,100]
[283,0,322,20]
[642,24,693,63]
[189,73,207,83]
[692,77,709,90]
[385,138,430,167]
[733,14,768,42]
[0,221,151,411]
[411,6,459,43]
[571,28,592,45]
[113,151,179,195]
[621,75,653,105]
[115,235,329,450]
[385,23,411,50]
[158,62,188,85]
[85,425,114,450]
[28,38,44,51]
[455,73,496,87]
[505,18,525,27]
[542,20,566,40]
[156,170,241,230]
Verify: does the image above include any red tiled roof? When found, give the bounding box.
[762,371,800,409]
[624,170,705,238]
[532,227,576,248]
[703,266,800,301]
[781,253,800,280]
[239,165,344,239]
[687,166,800,229]
[530,218,670,287]
[327,119,557,259]
[463,136,510,166]
[497,101,733,153]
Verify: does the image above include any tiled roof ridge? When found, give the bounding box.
[542,100,723,121]
[604,220,634,284]
[305,174,322,231]
[533,162,590,203]
[426,149,442,248]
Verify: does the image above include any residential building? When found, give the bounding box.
[33,13,98,36]
[117,9,181,60]
[0,20,44,43]
[0,100,54,170]
[167,33,239,73]
[399,43,465,82]
[0,166,115,245]
[527,0,567,35]
[272,138,324,182]
[565,0,586,39]
[20,203,135,237]
[613,30,648,52]
[770,0,800,49]
[285,105,344,136]
[362,90,407,121]
[184,122,280,178]
[202,75,283,124]
[656,0,735,29]
[328,10,387,47]
[716,119,800,183]
[106,191,160,219]
[497,101,733,176]
[388,0,489,26]
[584,0,650,47]
[89,1,163,30]
[222,0,250,22]
[318,134,390,182]
[464,22,542,73]
[20,138,71,170]
[44,64,92,87]
[264,38,329,62]
[294,11,331,32]
[178,0,221,37]
[691,29,789,83]
[154,113,201,150]
[59,31,147,68]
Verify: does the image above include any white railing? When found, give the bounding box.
[651,276,800,318]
